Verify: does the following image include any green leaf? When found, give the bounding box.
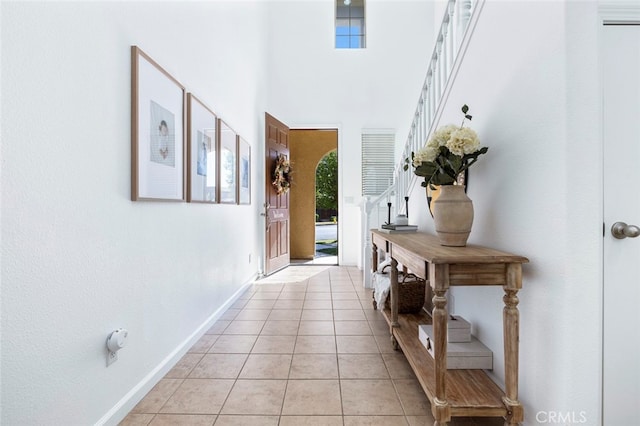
[415,162,437,177]
[465,114,473,121]
[448,153,463,170]
[431,173,456,186]
[403,164,409,171]
[461,104,469,114]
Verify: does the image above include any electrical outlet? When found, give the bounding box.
[107,350,118,366]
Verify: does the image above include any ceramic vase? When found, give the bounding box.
[432,185,473,246]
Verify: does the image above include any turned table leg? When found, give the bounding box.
[390,257,399,327]
[430,263,451,425]
[503,263,523,425]
[371,242,379,309]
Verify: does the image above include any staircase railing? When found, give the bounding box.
[361,0,485,287]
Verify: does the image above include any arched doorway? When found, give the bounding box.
[289,129,338,264]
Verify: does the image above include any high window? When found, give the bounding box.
[335,0,366,49]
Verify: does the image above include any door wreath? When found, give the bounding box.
[272,154,292,194]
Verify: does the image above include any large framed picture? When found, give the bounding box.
[187,94,217,203]
[238,137,251,205]
[218,119,237,204]
[131,46,185,201]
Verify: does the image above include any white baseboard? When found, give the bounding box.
[95,275,257,426]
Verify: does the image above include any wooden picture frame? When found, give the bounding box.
[238,137,251,205]
[187,94,218,203]
[218,119,237,204]
[131,46,186,201]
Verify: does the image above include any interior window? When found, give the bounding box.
[336,0,366,49]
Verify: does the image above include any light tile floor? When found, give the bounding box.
[119,266,504,426]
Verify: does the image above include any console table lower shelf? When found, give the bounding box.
[381,307,509,420]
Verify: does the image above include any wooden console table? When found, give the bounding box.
[371,230,529,425]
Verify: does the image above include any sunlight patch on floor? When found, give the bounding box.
[255,265,333,284]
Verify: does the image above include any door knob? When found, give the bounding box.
[611,222,640,239]
[262,203,271,229]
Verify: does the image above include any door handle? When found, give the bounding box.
[260,203,270,217]
[611,222,640,239]
[261,203,271,230]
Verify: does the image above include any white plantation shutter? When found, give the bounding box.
[361,129,395,196]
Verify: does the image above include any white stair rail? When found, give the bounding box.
[362,0,485,288]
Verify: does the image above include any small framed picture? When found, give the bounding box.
[238,137,251,205]
[218,119,237,204]
[187,94,217,203]
[131,46,185,201]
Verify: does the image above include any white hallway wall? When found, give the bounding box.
[1,1,268,424]
[406,1,603,423]
[266,0,436,266]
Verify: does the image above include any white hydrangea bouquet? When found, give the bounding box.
[405,105,488,187]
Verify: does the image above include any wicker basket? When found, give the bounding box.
[385,273,427,314]
[373,265,428,314]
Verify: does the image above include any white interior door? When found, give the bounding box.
[603,23,640,425]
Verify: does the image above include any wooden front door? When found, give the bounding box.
[264,113,290,275]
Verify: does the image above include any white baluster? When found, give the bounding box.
[433,51,439,102]
[424,83,432,134]
[442,24,450,84]
[410,125,415,157]
[459,0,472,42]
[437,36,444,102]
[449,0,458,58]
[417,95,423,148]
[409,132,414,165]
[430,60,437,110]
[427,70,435,124]
[449,10,456,76]
[403,173,407,199]
[418,93,427,145]
[416,102,421,149]
[422,87,428,144]
[362,196,373,288]
[393,180,398,212]
[416,109,421,149]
